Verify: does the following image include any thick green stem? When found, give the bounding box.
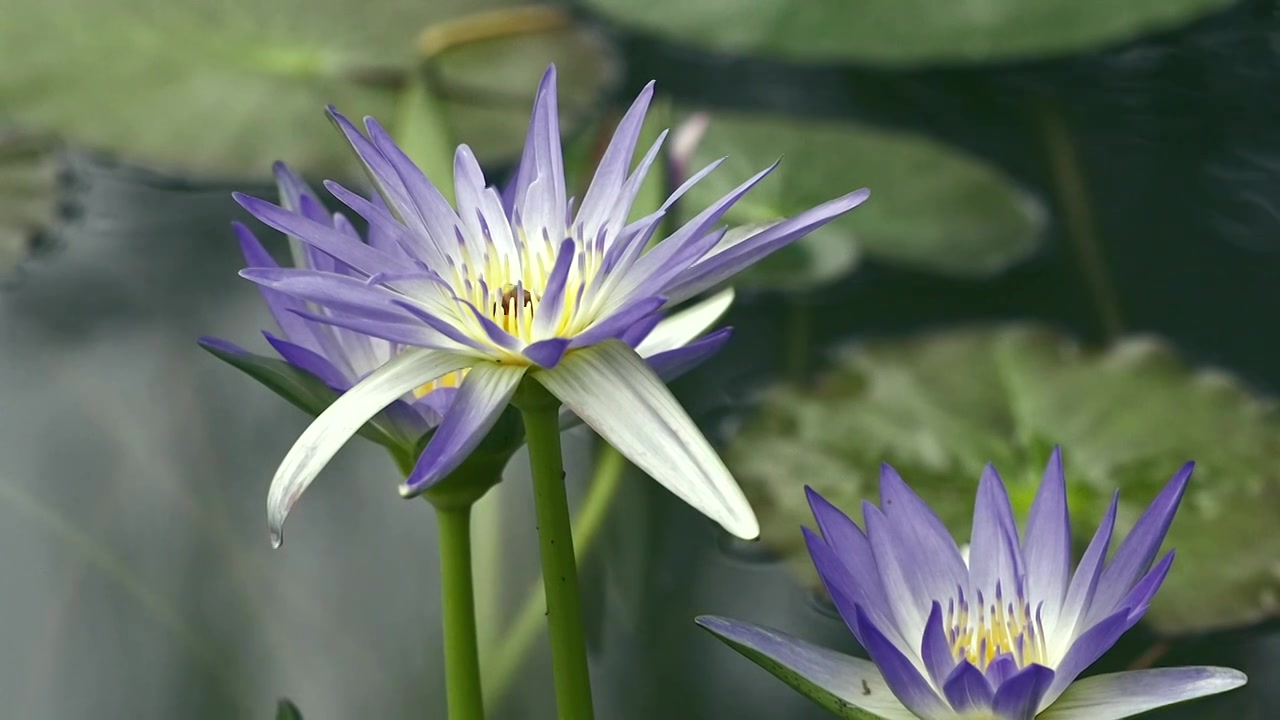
[485,444,627,708]
[436,505,485,720]
[513,380,595,720]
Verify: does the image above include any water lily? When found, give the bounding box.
[233,65,869,545]
[698,448,1246,719]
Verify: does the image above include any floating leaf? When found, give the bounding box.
[727,325,1280,634]
[583,0,1233,66]
[198,339,415,457]
[0,1,618,179]
[680,110,1044,285]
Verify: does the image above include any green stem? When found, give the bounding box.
[484,445,627,708]
[513,380,595,720]
[1038,98,1124,341]
[436,505,485,720]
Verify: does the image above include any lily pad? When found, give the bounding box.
[584,0,1233,66]
[680,110,1044,285]
[727,324,1280,634]
[0,1,618,179]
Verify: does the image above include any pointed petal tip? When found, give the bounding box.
[726,512,761,541]
[196,335,246,356]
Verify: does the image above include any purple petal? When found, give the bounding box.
[619,312,663,348]
[921,602,957,688]
[619,162,779,302]
[991,664,1054,720]
[805,487,892,619]
[401,363,526,496]
[234,194,408,276]
[391,300,490,353]
[1037,667,1247,720]
[325,108,432,239]
[867,465,969,640]
[1055,491,1118,647]
[942,660,994,713]
[323,180,446,266]
[577,81,655,238]
[1024,446,1072,631]
[264,332,350,389]
[239,268,414,323]
[197,336,251,356]
[272,162,330,225]
[523,338,571,369]
[601,209,665,278]
[234,222,325,353]
[363,115,466,254]
[414,386,458,426]
[569,296,666,349]
[969,463,1025,603]
[509,66,566,224]
[853,605,951,719]
[533,238,576,338]
[458,299,523,353]
[987,654,1018,688]
[1086,463,1192,625]
[292,307,458,351]
[693,615,922,720]
[1120,550,1175,624]
[804,527,870,645]
[804,527,906,654]
[1042,609,1132,706]
[664,187,871,305]
[644,327,732,381]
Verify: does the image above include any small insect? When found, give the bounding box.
[860,679,872,695]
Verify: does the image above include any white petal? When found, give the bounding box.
[634,288,735,358]
[1038,667,1247,720]
[266,348,473,547]
[535,340,759,539]
[695,616,919,720]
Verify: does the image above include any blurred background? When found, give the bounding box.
[1,0,1278,718]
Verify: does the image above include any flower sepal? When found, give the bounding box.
[696,616,903,720]
[416,403,525,510]
[199,337,421,453]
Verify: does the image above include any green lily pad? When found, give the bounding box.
[584,0,1233,66]
[198,339,415,458]
[0,130,59,273]
[0,1,618,179]
[727,324,1280,634]
[679,110,1044,285]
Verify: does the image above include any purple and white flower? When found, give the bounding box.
[698,448,1246,719]
[232,65,869,545]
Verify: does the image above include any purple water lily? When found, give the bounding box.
[231,65,869,545]
[698,448,1246,719]
[203,162,459,444]
[208,163,736,447]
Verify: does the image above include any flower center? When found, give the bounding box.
[491,283,540,336]
[945,583,1047,671]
